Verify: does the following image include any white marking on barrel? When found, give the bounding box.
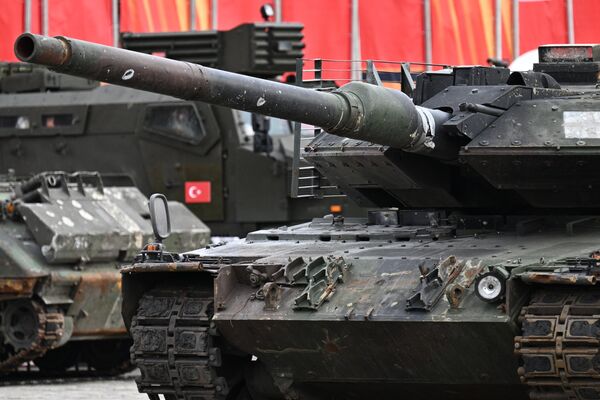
[122,69,135,80]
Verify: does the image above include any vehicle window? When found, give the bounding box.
[0,116,30,129]
[238,111,292,136]
[144,105,206,144]
[42,114,74,128]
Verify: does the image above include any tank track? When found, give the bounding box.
[130,286,228,400]
[516,288,600,400]
[0,300,64,372]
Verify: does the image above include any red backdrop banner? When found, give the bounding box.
[359,0,424,63]
[573,0,600,43]
[520,0,567,54]
[0,1,30,61]
[48,0,112,45]
[1,0,599,68]
[120,0,210,33]
[217,0,265,29]
[1,0,110,61]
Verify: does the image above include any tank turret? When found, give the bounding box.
[14,36,600,211]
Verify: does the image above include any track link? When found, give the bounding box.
[516,289,600,400]
[130,287,228,400]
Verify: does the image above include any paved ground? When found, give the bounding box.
[0,374,146,400]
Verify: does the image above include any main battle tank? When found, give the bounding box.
[0,170,209,374]
[16,34,600,399]
[0,22,357,237]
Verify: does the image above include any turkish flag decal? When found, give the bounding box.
[185,181,211,203]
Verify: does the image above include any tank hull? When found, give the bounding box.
[123,215,600,399]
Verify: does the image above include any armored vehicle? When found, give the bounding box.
[17,33,600,399]
[0,22,356,238]
[0,170,209,374]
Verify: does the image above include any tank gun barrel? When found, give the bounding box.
[15,33,452,157]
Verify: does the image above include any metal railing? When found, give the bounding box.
[290,58,344,199]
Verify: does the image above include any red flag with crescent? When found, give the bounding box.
[185,181,211,203]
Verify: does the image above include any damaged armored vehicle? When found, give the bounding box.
[16,31,600,399]
[0,22,356,237]
[0,171,209,374]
